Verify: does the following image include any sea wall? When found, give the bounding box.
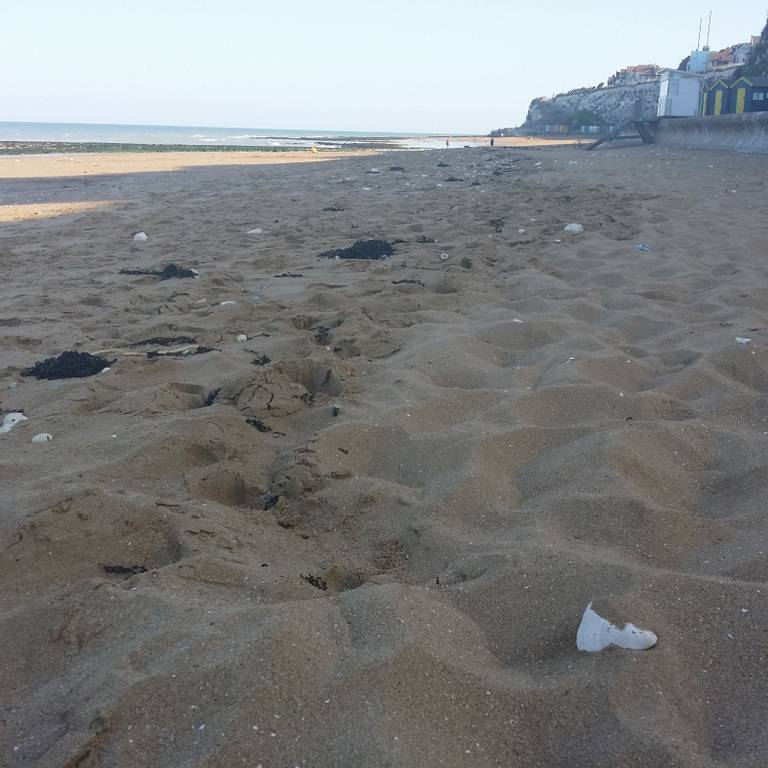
[649,112,768,153]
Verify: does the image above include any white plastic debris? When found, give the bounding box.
[439,253,449,261]
[0,412,28,434]
[220,300,237,306]
[367,168,381,174]
[564,223,584,234]
[236,334,247,342]
[634,243,652,253]
[576,602,658,652]
[133,232,148,242]
[247,228,263,235]
[31,433,53,444]
[735,337,751,344]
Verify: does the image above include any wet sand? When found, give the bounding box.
[1,145,767,767]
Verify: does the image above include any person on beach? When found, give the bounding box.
[490,137,495,148]
[445,138,449,147]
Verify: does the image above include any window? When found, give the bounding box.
[753,92,766,101]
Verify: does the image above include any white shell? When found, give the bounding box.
[247,228,263,235]
[220,300,237,306]
[133,231,148,241]
[564,223,584,234]
[236,334,247,342]
[439,253,449,261]
[31,432,53,443]
[0,412,28,434]
[576,602,657,652]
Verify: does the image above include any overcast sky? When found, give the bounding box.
[2,1,765,133]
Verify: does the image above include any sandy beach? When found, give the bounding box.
[1,144,767,767]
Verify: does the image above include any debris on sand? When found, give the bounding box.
[262,494,280,511]
[389,166,405,172]
[576,602,658,652]
[252,355,271,366]
[22,351,115,380]
[444,176,463,182]
[274,272,304,278]
[322,205,345,212]
[203,388,221,407]
[130,336,197,347]
[146,345,215,358]
[246,417,286,436]
[100,563,148,576]
[564,223,584,234]
[391,278,425,287]
[320,240,395,261]
[120,263,199,280]
[31,433,53,443]
[301,573,328,591]
[1,412,27,434]
[437,162,450,168]
[133,232,148,242]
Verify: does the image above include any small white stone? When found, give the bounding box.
[133,231,148,242]
[31,433,53,443]
[236,334,248,342]
[564,223,584,234]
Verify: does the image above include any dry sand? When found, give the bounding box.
[1,145,767,767]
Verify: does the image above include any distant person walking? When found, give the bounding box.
[490,137,495,148]
[445,138,449,147]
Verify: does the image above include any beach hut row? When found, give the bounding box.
[702,76,768,116]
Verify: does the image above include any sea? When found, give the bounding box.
[0,122,481,151]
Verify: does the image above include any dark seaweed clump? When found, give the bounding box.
[120,263,198,280]
[22,351,114,380]
[319,239,394,261]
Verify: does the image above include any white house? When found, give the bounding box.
[657,69,703,117]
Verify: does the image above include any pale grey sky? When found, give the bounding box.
[2,1,765,132]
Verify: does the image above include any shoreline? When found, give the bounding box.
[0,135,589,157]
